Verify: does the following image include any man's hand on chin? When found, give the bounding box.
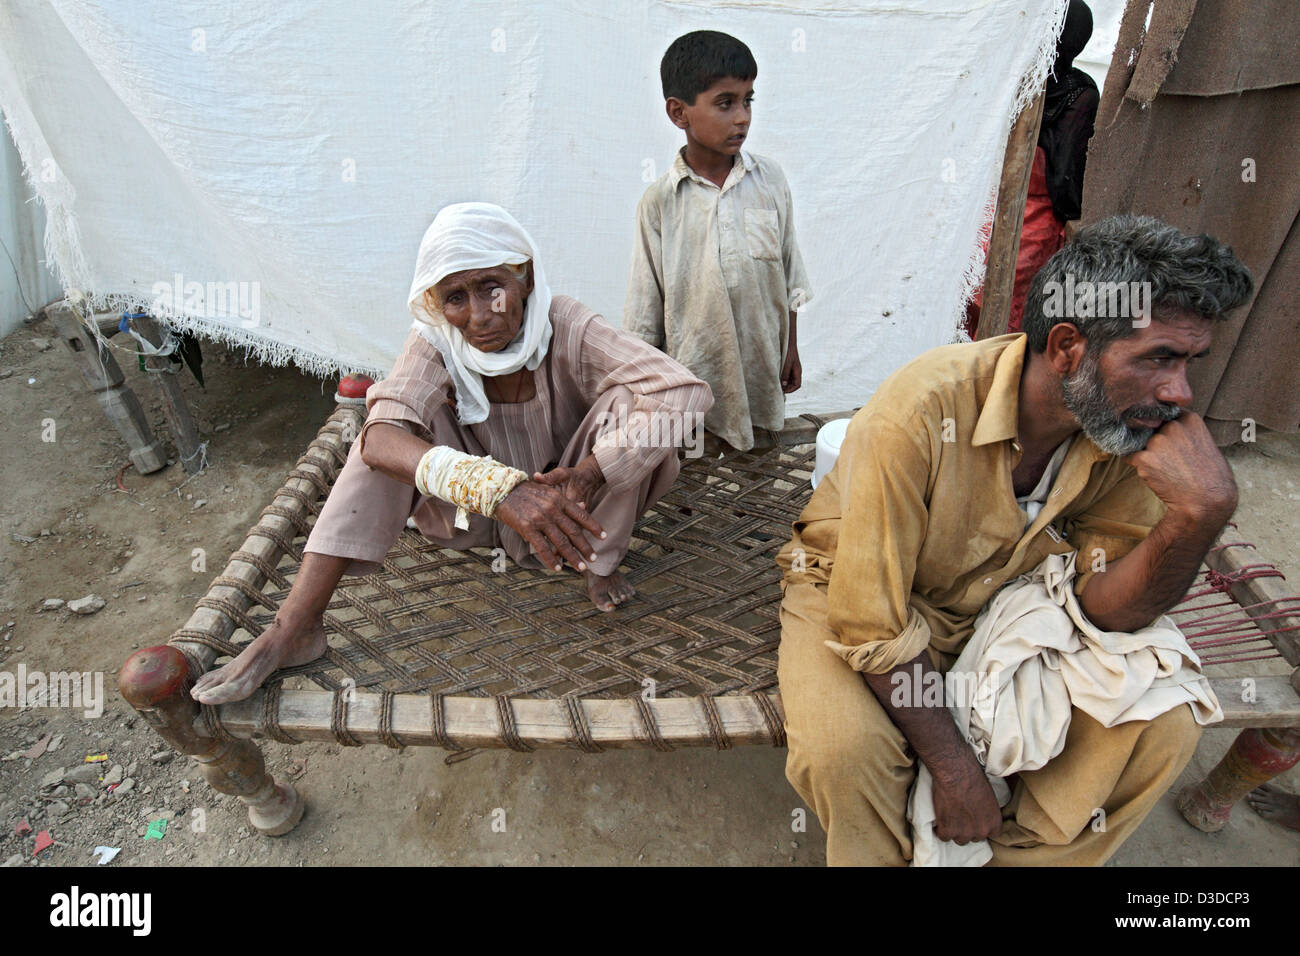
[1125,411,1237,527]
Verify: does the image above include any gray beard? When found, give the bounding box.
[1061,352,1182,456]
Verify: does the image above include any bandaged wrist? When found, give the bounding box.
[414,446,529,531]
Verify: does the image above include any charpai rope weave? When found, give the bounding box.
[169,407,1295,750]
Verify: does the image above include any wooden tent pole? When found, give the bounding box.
[975,90,1046,340]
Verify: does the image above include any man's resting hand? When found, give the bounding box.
[931,762,1004,845]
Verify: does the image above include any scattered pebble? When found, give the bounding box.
[64,765,99,786]
[102,765,124,787]
[67,595,106,615]
[40,768,65,789]
[40,598,65,611]
[149,751,175,765]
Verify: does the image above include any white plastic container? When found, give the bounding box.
[812,418,851,489]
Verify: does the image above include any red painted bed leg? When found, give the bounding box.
[119,645,306,836]
[1177,726,1300,832]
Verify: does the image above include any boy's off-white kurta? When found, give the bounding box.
[624,149,812,452]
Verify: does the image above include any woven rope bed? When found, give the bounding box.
[119,404,1300,834]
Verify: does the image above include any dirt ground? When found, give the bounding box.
[1,311,1298,867]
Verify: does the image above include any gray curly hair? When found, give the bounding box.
[1022,214,1253,354]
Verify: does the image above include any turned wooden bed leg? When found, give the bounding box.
[119,645,306,836]
[1177,726,1300,833]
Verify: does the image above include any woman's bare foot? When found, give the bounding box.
[190,616,329,705]
[1246,783,1300,831]
[585,568,635,612]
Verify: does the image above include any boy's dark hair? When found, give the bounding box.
[660,30,756,104]
[1021,214,1253,354]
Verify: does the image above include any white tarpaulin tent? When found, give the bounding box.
[0,0,1067,414]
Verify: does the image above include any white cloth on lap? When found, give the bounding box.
[908,550,1222,867]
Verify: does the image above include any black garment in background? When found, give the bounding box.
[1039,68,1099,223]
[1038,0,1098,223]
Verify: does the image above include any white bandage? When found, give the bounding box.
[414,446,529,530]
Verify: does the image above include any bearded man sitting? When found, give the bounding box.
[776,214,1254,866]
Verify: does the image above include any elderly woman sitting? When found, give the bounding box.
[192,202,712,705]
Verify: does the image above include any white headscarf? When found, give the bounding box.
[407,202,553,425]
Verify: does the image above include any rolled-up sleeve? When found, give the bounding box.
[779,172,813,311]
[621,192,667,349]
[1065,465,1167,598]
[822,408,935,674]
[577,313,713,493]
[356,328,452,461]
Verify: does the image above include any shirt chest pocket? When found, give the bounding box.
[743,207,781,261]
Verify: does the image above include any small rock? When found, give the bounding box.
[109,566,120,574]
[40,598,64,611]
[30,337,51,351]
[64,764,99,786]
[39,528,51,537]
[214,422,231,432]
[74,783,95,802]
[149,751,175,765]
[116,778,135,796]
[48,800,70,816]
[47,734,63,753]
[40,768,65,789]
[0,368,13,380]
[67,595,106,615]
[2,853,23,867]
[102,765,124,787]
[193,499,207,509]
[51,785,70,798]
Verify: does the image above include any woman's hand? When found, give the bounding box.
[531,455,605,509]
[494,480,606,573]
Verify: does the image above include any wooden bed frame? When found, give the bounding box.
[117,403,1300,837]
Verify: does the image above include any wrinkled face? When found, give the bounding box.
[1062,308,1214,455]
[672,76,753,156]
[427,264,532,353]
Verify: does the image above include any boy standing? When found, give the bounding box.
[624,30,812,452]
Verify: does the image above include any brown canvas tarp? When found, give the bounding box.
[1082,0,1300,444]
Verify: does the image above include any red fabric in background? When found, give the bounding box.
[965,146,1066,338]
